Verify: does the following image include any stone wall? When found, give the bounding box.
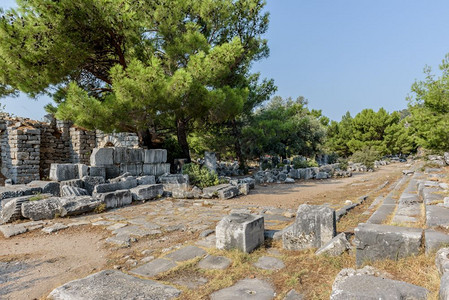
[0,114,141,184]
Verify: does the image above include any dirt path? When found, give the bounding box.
[0,162,407,300]
[227,162,406,209]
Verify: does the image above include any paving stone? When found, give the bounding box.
[315,232,351,256]
[92,220,114,226]
[330,267,429,300]
[165,245,206,262]
[425,229,449,254]
[112,225,158,238]
[354,223,422,266]
[284,289,304,300]
[42,223,68,234]
[200,229,215,238]
[67,220,90,227]
[0,223,27,238]
[104,214,126,221]
[282,204,336,250]
[47,269,181,299]
[130,258,177,278]
[106,234,135,247]
[216,213,265,253]
[254,256,285,270]
[106,223,127,231]
[210,278,275,300]
[196,234,217,248]
[366,204,396,224]
[198,255,232,270]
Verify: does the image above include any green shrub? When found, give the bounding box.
[292,157,318,169]
[337,157,349,171]
[350,147,381,169]
[182,163,219,188]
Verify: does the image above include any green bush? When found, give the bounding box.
[350,147,381,169]
[292,157,319,169]
[337,157,348,171]
[182,163,219,188]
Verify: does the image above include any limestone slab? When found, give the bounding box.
[130,258,177,278]
[198,255,231,270]
[253,256,285,270]
[47,269,181,299]
[210,278,275,300]
[165,245,206,262]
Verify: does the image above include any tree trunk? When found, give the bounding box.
[231,119,246,171]
[137,129,152,148]
[176,119,191,162]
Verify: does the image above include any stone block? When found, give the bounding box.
[159,174,189,185]
[105,165,121,179]
[218,185,240,199]
[216,213,265,253]
[61,185,89,197]
[330,267,428,300]
[143,163,170,176]
[127,148,144,163]
[59,196,102,217]
[144,149,167,163]
[49,164,79,181]
[93,177,137,194]
[95,189,132,209]
[282,204,336,250]
[354,223,422,266]
[47,270,181,300]
[136,175,156,185]
[90,147,114,166]
[440,273,449,300]
[1,194,51,223]
[238,183,250,196]
[436,248,449,275]
[239,177,255,189]
[204,151,217,173]
[21,198,62,221]
[130,184,163,201]
[315,232,351,256]
[426,205,449,228]
[113,147,128,164]
[27,181,60,196]
[120,163,143,176]
[76,164,89,178]
[425,229,449,254]
[202,184,231,198]
[89,166,106,178]
[81,176,105,195]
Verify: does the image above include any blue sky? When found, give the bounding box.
[2,0,449,121]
